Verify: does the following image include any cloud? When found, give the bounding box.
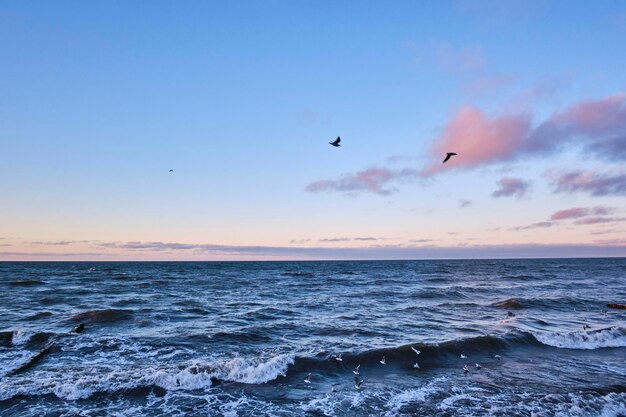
[318,237,351,243]
[572,216,626,225]
[305,167,417,195]
[512,221,553,230]
[3,242,625,261]
[30,240,77,246]
[306,92,626,196]
[547,169,626,197]
[410,239,434,243]
[492,177,531,198]
[423,108,531,176]
[459,199,472,208]
[550,206,613,221]
[290,239,311,244]
[353,237,379,241]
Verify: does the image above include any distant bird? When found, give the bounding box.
[583,324,591,331]
[494,355,501,360]
[354,377,363,390]
[461,352,468,359]
[353,364,360,375]
[335,353,343,362]
[463,365,469,374]
[280,334,287,341]
[413,362,420,369]
[380,356,386,365]
[507,311,516,317]
[411,346,421,356]
[475,363,482,370]
[304,373,311,384]
[71,323,85,334]
[329,136,341,147]
[442,152,457,163]
[169,169,174,172]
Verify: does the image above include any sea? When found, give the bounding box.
[1,259,625,416]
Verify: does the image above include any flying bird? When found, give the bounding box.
[380,356,386,365]
[461,352,468,359]
[411,346,421,356]
[329,136,341,147]
[353,364,360,375]
[169,169,174,172]
[354,377,363,390]
[442,152,457,163]
[304,373,311,384]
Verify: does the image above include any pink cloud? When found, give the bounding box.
[424,107,530,175]
[548,169,626,196]
[550,206,613,221]
[492,177,531,198]
[573,217,626,225]
[512,221,554,230]
[306,92,626,195]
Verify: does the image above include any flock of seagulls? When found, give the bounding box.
[301,346,502,391]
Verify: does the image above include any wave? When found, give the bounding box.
[0,353,295,401]
[70,309,134,324]
[7,280,46,286]
[531,327,626,350]
[280,272,314,278]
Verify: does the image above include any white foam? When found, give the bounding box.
[533,327,626,349]
[385,377,446,416]
[11,330,31,346]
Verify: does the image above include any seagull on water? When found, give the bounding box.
[461,352,468,359]
[411,346,421,356]
[380,356,386,365]
[354,377,363,390]
[329,136,341,147]
[442,152,457,163]
[353,364,360,375]
[494,355,501,360]
[475,363,482,370]
[463,365,469,374]
[304,373,311,384]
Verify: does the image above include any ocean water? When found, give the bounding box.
[0,259,625,416]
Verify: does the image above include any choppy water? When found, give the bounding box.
[1,259,625,416]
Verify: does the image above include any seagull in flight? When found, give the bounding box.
[304,373,311,384]
[463,365,469,374]
[380,356,386,365]
[169,169,174,172]
[475,363,482,370]
[353,364,360,375]
[329,136,341,147]
[354,377,363,390]
[461,352,468,359]
[411,346,421,356]
[442,152,457,163]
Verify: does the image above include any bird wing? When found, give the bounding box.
[443,154,451,163]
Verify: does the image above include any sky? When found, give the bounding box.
[0,0,625,261]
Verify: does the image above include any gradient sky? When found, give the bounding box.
[1,0,625,260]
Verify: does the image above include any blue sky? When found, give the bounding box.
[1,1,625,260]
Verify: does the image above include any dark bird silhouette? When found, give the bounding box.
[169,169,174,172]
[329,136,341,147]
[443,152,457,163]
